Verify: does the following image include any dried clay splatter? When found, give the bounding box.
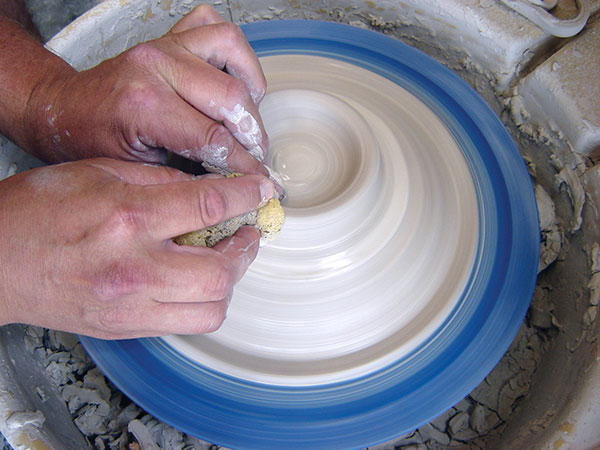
[219,104,265,161]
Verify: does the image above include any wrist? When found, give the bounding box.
[0,16,76,162]
[25,66,77,163]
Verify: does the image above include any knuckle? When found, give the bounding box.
[88,305,131,335]
[197,184,228,227]
[224,76,251,105]
[202,263,234,301]
[195,4,218,17]
[175,301,228,335]
[114,44,167,110]
[204,122,233,148]
[219,22,246,46]
[123,42,163,68]
[115,82,161,114]
[93,261,144,300]
[105,200,146,237]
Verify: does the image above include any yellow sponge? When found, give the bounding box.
[256,198,285,241]
[174,198,284,248]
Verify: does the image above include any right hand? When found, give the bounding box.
[0,158,275,339]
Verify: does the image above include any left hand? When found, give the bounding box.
[24,5,269,176]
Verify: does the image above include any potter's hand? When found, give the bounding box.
[0,5,268,176]
[0,159,274,339]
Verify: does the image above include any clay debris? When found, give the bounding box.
[23,326,214,450]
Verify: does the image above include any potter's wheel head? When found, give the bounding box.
[164,60,480,387]
[80,20,539,449]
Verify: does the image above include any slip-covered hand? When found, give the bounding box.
[1,5,269,176]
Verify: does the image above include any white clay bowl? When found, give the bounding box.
[164,56,480,386]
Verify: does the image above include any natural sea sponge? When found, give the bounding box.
[174,198,284,247]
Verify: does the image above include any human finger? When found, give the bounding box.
[126,75,268,175]
[169,4,226,33]
[173,21,267,104]
[89,298,231,339]
[147,226,260,303]
[144,298,230,335]
[152,49,268,161]
[131,174,274,240]
[211,226,261,283]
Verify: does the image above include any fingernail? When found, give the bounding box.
[251,86,266,104]
[273,182,286,201]
[259,178,275,205]
[260,134,270,163]
[248,145,265,162]
[263,164,286,200]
